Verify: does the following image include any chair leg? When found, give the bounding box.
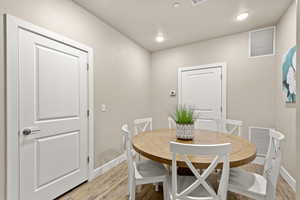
[130,181,136,200]
[163,180,169,200]
[127,176,131,199]
[223,191,228,200]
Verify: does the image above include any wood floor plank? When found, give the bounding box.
[57,162,295,200]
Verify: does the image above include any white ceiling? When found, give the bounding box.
[73,0,293,52]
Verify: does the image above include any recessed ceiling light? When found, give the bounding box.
[173,2,180,8]
[155,34,165,43]
[237,12,249,21]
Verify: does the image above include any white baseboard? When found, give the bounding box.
[90,153,127,180]
[280,166,296,192]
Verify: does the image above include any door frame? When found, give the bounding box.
[5,14,95,200]
[178,62,227,120]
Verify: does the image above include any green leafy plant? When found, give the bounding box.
[172,105,194,124]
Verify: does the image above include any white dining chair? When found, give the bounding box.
[195,118,243,136]
[133,117,152,160]
[228,129,285,200]
[194,118,218,131]
[168,116,176,129]
[133,117,160,190]
[169,142,231,200]
[249,127,271,165]
[121,124,169,200]
[134,117,152,135]
[216,119,243,136]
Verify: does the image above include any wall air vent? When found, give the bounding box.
[249,27,275,57]
[191,0,208,6]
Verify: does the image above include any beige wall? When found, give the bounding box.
[0,0,151,199]
[151,0,297,187]
[275,1,297,179]
[151,31,277,136]
[0,1,298,200]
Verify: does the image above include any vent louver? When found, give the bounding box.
[249,27,275,57]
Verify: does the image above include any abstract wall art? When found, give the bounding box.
[282,45,296,103]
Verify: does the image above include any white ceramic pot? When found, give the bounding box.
[176,123,194,140]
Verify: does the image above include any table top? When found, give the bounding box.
[132,128,257,169]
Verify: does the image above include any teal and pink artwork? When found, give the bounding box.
[282,45,296,103]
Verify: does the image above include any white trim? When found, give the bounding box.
[6,14,20,200]
[248,26,276,58]
[91,153,127,179]
[280,166,296,192]
[87,45,95,181]
[5,14,94,200]
[178,62,227,120]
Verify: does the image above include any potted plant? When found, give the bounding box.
[172,105,195,140]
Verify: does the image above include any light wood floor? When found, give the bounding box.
[57,162,295,200]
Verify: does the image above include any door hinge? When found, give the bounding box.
[87,63,89,71]
[87,156,90,163]
[220,74,223,80]
[87,109,90,118]
[220,106,223,112]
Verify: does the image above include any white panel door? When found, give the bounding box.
[179,66,223,130]
[19,28,88,200]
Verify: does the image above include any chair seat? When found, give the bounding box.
[228,168,267,199]
[167,175,211,198]
[135,160,167,180]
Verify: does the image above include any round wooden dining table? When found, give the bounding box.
[132,128,257,169]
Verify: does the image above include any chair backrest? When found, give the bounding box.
[194,119,242,137]
[121,124,135,187]
[194,119,219,131]
[168,116,176,129]
[264,129,285,200]
[170,142,231,200]
[134,117,152,135]
[216,119,243,136]
[249,127,271,158]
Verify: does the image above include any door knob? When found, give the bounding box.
[22,127,40,135]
